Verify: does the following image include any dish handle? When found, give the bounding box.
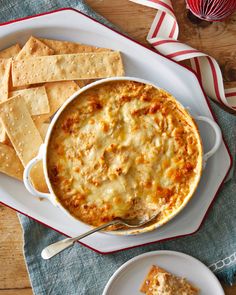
[23,144,55,204]
[194,116,222,166]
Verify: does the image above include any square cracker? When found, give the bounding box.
[44,81,79,115]
[0,44,21,58]
[0,142,23,180]
[0,95,48,192]
[12,51,124,86]
[40,38,110,54]
[16,36,54,60]
[10,86,50,116]
[33,81,80,127]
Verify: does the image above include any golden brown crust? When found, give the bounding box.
[47,80,202,228]
[140,265,199,295]
[140,265,161,293]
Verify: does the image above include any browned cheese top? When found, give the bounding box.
[47,81,202,227]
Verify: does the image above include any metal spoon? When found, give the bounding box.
[41,211,161,260]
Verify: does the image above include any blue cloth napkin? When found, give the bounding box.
[0,0,235,294]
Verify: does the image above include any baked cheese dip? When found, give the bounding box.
[47,80,202,228]
[140,265,199,294]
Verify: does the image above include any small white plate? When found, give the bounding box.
[103,251,225,295]
[0,8,232,253]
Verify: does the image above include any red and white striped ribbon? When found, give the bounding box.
[130,0,236,111]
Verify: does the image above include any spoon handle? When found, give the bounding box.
[41,220,120,260]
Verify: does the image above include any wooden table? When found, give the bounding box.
[0,1,235,294]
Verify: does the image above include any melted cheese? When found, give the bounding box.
[47,81,202,227]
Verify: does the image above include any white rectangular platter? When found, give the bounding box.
[0,8,231,253]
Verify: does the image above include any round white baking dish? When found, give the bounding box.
[23,77,222,235]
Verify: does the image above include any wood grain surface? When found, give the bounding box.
[0,0,235,294]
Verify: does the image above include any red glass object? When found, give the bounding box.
[186,0,236,22]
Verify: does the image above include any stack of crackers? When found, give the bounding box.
[0,36,124,192]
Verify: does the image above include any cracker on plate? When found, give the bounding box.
[0,95,48,192]
[0,58,11,101]
[10,86,50,116]
[40,38,110,86]
[12,51,124,86]
[10,36,55,91]
[39,37,111,86]
[16,36,54,60]
[1,37,53,143]
[0,58,12,142]
[33,81,80,128]
[0,44,21,58]
[0,142,24,180]
[40,38,111,54]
